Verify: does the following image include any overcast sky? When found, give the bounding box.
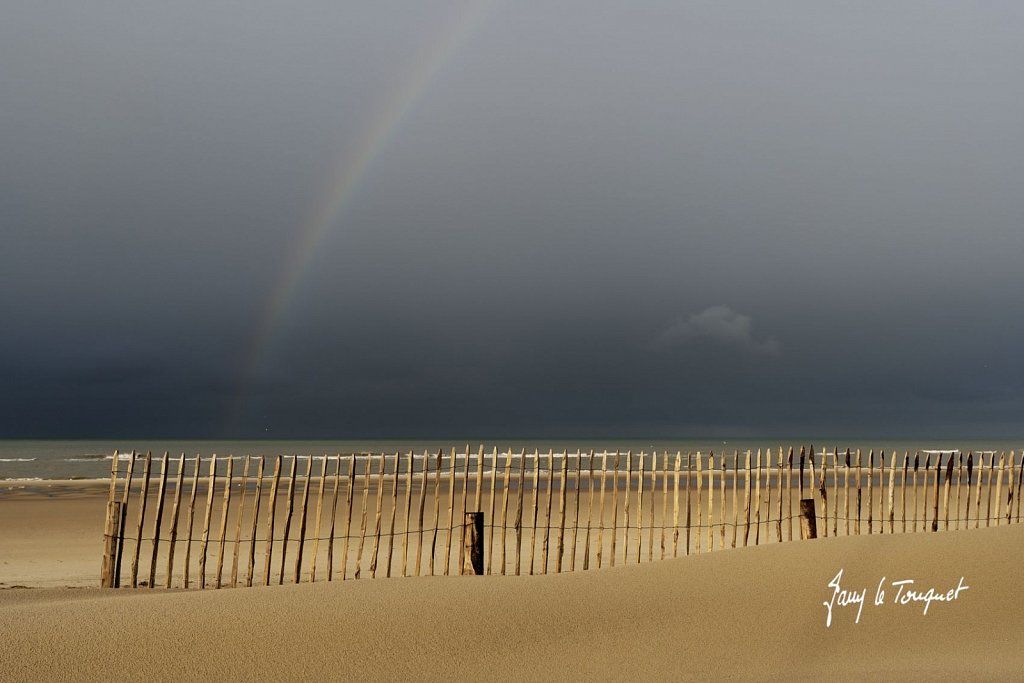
[3,1,1023,438]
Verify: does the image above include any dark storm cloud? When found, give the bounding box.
[2,1,1024,437]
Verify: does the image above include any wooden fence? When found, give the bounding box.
[100,446,1024,589]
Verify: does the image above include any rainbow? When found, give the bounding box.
[227,2,495,432]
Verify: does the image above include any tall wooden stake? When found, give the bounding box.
[310,456,328,582]
[263,456,282,586]
[197,454,216,590]
[354,454,372,579]
[165,454,186,589]
[129,452,154,588]
[277,456,298,585]
[369,452,387,578]
[148,453,169,588]
[386,451,401,578]
[443,448,457,576]
[246,456,265,587]
[596,451,609,568]
[292,456,313,583]
[182,455,201,589]
[214,456,234,588]
[230,456,251,587]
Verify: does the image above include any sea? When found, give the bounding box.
[2,438,1022,481]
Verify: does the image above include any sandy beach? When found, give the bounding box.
[2,482,1023,681]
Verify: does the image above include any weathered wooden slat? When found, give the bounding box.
[443,448,457,576]
[855,449,862,535]
[310,456,329,582]
[584,450,597,570]
[130,452,154,588]
[887,452,896,534]
[147,453,169,588]
[498,449,514,575]
[230,456,251,587]
[101,451,122,588]
[877,450,885,535]
[570,451,583,571]
[917,454,925,532]
[246,456,265,587]
[541,450,555,574]
[729,451,739,548]
[817,448,828,539]
[165,454,186,589]
[685,453,692,555]
[1003,450,1011,528]
[474,444,486,512]
[292,456,314,583]
[706,452,714,552]
[596,451,609,569]
[427,450,443,577]
[197,454,216,590]
[100,499,121,589]
[1016,452,1024,522]
[352,454,372,581]
[742,451,752,546]
[414,450,429,577]
[974,452,985,529]
[529,449,541,575]
[277,456,298,585]
[183,455,201,589]
[214,456,234,588]
[114,451,137,589]
[901,452,909,533]
[370,450,389,581]
[673,452,682,558]
[650,452,660,561]
[786,447,794,541]
[844,449,852,536]
[354,454,374,577]
[719,452,727,550]
[622,451,632,565]
[487,447,499,575]
[326,455,344,580]
[401,450,415,577]
[555,453,569,572]
[385,451,402,578]
[770,448,774,544]
[953,453,963,531]
[866,450,874,534]
[369,452,388,579]
[610,454,618,565]
[992,452,1005,528]
[266,456,286,585]
[695,452,703,554]
[942,455,954,531]
[458,446,472,572]
[514,449,527,575]
[780,449,788,542]
[753,449,763,545]
[635,451,644,563]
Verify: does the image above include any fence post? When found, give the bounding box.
[100,501,122,588]
[463,512,484,575]
[799,499,817,540]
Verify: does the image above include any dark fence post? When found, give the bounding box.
[799,499,817,540]
[463,512,484,575]
[100,501,122,588]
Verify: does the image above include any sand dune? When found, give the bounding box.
[2,522,1022,681]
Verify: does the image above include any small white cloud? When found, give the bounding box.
[652,305,781,356]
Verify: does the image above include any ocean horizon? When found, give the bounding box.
[3,438,1023,481]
